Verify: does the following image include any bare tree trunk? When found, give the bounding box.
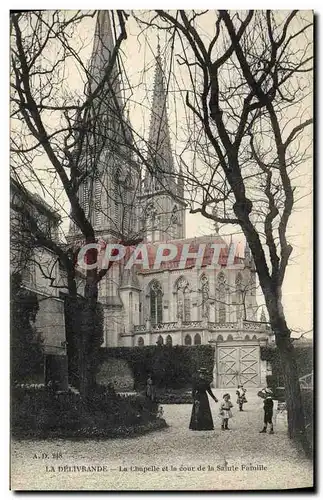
[80,243,100,399]
[265,299,307,447]
[276,335,305,434]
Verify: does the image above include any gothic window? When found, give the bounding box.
[194,333,201,345]
[129,292,133,325]
[80,181,89,217]
[245,335,250,340]
[138,336,144,346]
[146,203,157,242]
[166,335,172,346]
[157,335,164,345]
[113,180,119,223]
[252,335,257,340]
[170,205,178,224]
[184,293,190,322]
[184,334,192,346]
[94,178,102,226]
[150,281,163,324]
[176,277,190,322]
[227,334,233,341]
[217,272,226,323]
[219,304,226,323]
[217,335,224,342]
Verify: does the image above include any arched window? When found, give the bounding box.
[137,336,144,346]
[80,180,90,218]
[217,335,224,342]
[235,272,243,320]
[194,333,201,345]
[157,335,164,346]
[217,272,226,323]
[176,277,190,322]
[150,281,163,324]
[227,334,233,341]
[252,335,257,340]
[170,205,178,224]
[166,335,172,346]
[245,335,250,340]
[94,178,102,225]
[129,292,133,325]
[200,274,210,319]
[184,334,192,346]
[113,168,121,223]
[146,203,157,242]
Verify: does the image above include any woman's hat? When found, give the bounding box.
[198,367,208,373]
[265,388,273,395]
[223,393,230,398]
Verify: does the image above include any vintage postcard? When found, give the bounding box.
[10,9,313,491]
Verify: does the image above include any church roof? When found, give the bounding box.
[121,234,244,273]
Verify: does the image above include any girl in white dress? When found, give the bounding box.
[219,393,233,430]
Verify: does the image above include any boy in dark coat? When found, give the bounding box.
[258,388,274,434]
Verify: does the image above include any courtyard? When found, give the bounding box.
[10,389,313,491]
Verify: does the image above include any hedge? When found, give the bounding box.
[261,342,313,388]
[98,345,215,390]
[301,388,313,457]
[156,388,193,404]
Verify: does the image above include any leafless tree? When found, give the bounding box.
[10,10,143,396]
[132,10,313,442]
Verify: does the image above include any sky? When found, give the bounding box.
[10,10,313,335]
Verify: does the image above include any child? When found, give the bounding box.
[219,393,233,430]
[259,388,274,434]
[236,384,247,411]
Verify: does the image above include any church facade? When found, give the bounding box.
[68,12,273,388]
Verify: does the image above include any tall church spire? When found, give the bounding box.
[145,42,175,192]
[141,41,186,242]
[69,10,140,242]
[88,11,120,97]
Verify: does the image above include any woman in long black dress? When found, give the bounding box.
[189,368,218,430]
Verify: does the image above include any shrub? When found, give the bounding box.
[261,343,313,381]
[98,345,215,390]
[11,384,165,438]
[301,388,313,456]
[156,388,193,404]
[11,273,44,384]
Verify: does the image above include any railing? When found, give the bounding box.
[133,325,146,333]
[208,322,237,330]
[182,321,203,329]
[133,319,267,334]
[152,322,178,331]
[243,321,266,331]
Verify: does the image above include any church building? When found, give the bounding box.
[68,11,273,388]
